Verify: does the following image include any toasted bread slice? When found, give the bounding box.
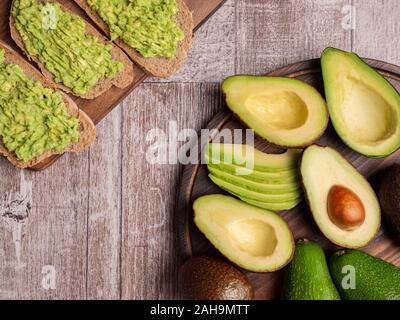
[73,0,193,77]
[0,41,96,169]
[10,0,134,99]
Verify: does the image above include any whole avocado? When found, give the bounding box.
[180,256,254,300]
[330,250,400,300]
[281,239,341,300]
[379,165,400,242]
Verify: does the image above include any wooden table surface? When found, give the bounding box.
[0,0,399,300]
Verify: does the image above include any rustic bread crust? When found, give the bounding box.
[0,41,96,169]
[9,0,134,99]
[73,0,193,77]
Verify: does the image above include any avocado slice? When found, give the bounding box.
[207,163,300,184]
[208,166,300,194]
[378,165,400,242]
[206,143,302,172]
[281,239,341,300]
[193,194,294,272]
[209,174,302,203]
[321,48,400,157]
[221,76,328,147]
[330,249,400,300]
[234,194,303,211]
[301,145,381,248]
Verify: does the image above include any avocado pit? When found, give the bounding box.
[327,185,365,230]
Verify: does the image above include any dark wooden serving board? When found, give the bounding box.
[0,0,226,170]
[176,58,400,300]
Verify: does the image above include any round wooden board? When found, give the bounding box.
[176,58,400,300]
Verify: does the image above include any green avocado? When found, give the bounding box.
[207,163,300,184]
[321,48,400,157]
[209,174,302,203]
[206,143,302,172]
[281,239,341,300]
[301,145,380,248]
[330,249,400,300]
[87,0,184,59]
[193,194,294,272]
[208,166,300,194]
[221,76,328,147]
[0,49,79,162]
[12,0,123,95]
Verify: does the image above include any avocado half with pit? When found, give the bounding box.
[193,194,294,272]
[321,48,400,157]
[222,76,329,147]
[301,145,380,248]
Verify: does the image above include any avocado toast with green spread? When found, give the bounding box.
[73,0,193,77]
[0,42,96,168]
[10,0,134,99]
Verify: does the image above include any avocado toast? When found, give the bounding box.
[10,0,134,99]
[0,41,96,168]
[73,0,193,77]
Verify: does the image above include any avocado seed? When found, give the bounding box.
[327,185,365,230]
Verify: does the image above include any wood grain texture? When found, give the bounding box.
[120,83,222,299]
[0,0,399,300]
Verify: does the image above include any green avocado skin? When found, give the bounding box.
[281,240,341,300]
[330,250,400,300]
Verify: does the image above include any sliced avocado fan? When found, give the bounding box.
[205,143,303,211]
[321,48,400,157]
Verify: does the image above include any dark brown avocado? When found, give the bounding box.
[180,256,254,300]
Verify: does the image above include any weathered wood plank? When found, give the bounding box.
[352,0,400,65]
[86,108,122,300]
[0,154,90,299]
[235,0,352,75]
[120,83,222,299]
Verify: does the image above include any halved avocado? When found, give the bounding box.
[321,48,400,157]
[193,194,294,272]
[301,145,381,248]
[209,174,302,203]
[221,76,329,147]
[206,143,302,172]
[208,166,300,194]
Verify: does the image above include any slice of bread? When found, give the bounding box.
[0,41,96,169]
[10,0,134,99]
[73,0,193,78]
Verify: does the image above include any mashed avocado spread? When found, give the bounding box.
[87,0,184,59]
[12,0,123,95]
[0,49,80,162]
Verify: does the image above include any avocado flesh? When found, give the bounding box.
[221,76,328,147]
[330,250,400,300]
[301,145,380,248]
[234,194,302,211]
[321,48,400,157]
[209,174,302,203]
[206,143,302,172]
[207,163,299,184]
[281,240,341,300]
[193,194,294,272]
[208,166,300,194]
